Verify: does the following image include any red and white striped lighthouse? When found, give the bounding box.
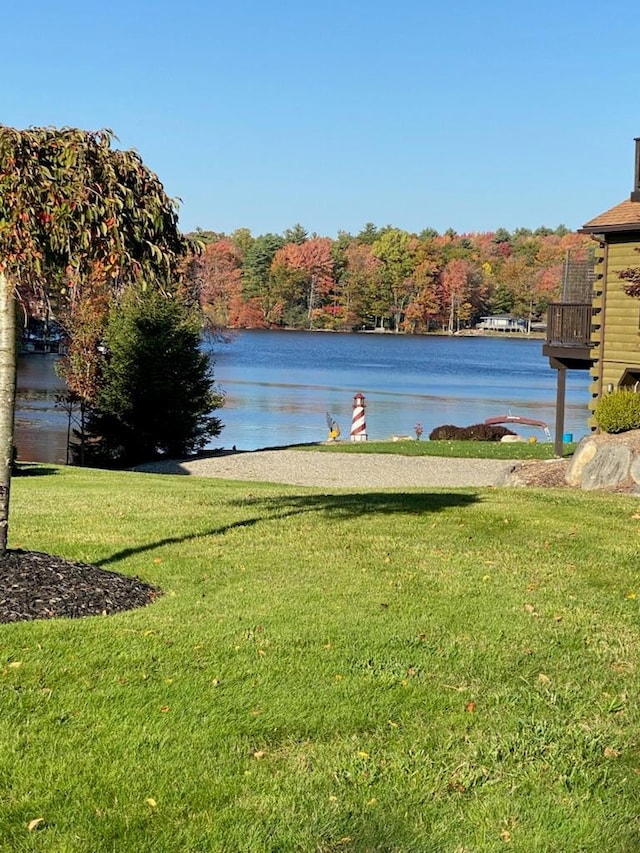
[350,392,368,442]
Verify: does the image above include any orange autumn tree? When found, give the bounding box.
[182,237,243,329]
[0,126,190,555]
[270,237,335,328]
[441,259,481,333]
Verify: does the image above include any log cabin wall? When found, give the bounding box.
[592,234,640,410]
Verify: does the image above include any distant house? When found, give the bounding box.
[477,314,527,333]
[20,318,65,354]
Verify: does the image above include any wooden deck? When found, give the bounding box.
[546,303,592,348]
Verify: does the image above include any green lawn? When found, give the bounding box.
[294,439,577,459]
[1,463,639,851]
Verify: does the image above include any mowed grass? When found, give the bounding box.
[295,439,577,459]
[1,464,640,851]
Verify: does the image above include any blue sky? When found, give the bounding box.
[2,0,639,237]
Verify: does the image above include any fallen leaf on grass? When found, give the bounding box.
[537,673,551,685]
[159,706,170,713]
[253,750,266,760]
[27,818,45,832]
[145,798,157,808]
[465,701,476,713]
[604,747,621,758]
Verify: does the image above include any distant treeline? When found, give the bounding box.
[181,223,592,333]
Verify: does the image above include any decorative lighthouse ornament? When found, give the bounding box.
[350,392,368,442]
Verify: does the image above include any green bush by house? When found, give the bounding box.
[594,389,640,433]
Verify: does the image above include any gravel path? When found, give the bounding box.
[134,449,519,489]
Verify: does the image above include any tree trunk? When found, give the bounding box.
[0,271,16,556]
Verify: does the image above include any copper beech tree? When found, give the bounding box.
[0,126,191,555]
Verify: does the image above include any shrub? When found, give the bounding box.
[594,389,640,434]
[464,423,517,441]
[429,423,516,442]
[429,424,466,441]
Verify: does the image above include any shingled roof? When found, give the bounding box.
[580,140,640,234]
[580,199,640,234]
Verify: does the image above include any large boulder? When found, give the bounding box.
[565,430,640,492]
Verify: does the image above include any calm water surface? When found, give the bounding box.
[15,331,592,463]
[207,331,591,450]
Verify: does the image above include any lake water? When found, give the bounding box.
[206,331,591,449]
[14,330,592,463]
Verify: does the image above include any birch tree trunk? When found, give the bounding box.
[0,271,16,556]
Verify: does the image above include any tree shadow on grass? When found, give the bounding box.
[231,490,480,518]
[14,463,59,477]
[97,490,480,568]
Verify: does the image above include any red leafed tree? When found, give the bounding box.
[270,237,335,327]
[0,126,190,554]
[183,238,242,329]
[228,295,268,328]
[442,259,476,333]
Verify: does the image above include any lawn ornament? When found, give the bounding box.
[350,392,367,442]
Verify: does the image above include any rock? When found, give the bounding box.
[565,430,640,492]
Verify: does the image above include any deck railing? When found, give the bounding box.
[546,303,592,348]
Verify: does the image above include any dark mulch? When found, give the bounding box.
[0,549,161,623]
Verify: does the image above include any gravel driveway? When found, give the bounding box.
[134,449,518,489]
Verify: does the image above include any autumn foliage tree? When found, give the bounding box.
[268,238,335,328]
[181,223,590,334]
[0,126,191,554]
[182,237,243,329]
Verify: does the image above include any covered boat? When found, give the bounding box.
[484,415,551,441]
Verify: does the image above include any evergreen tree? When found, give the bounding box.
[81,290,223,467]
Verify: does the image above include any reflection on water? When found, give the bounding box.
[209,331,591,451]
[15,355,68,464]
[14,332,593,462]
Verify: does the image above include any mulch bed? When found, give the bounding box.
[0,549,161,623]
